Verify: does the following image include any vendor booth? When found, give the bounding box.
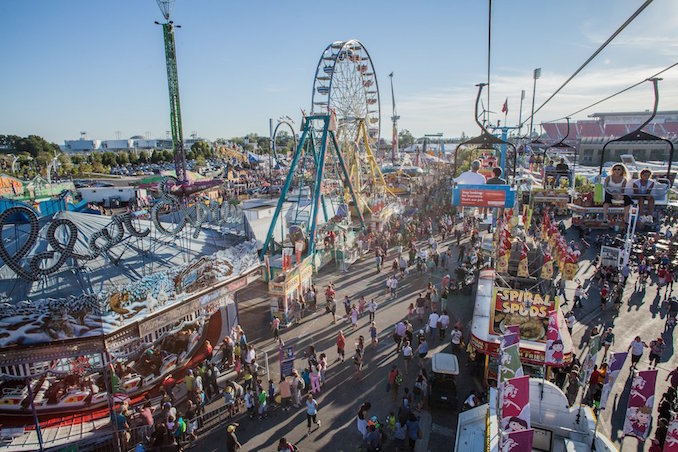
[469,270,573,385]
[268,255,313,327]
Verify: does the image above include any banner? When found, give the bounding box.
[294,240,304,263]
[491,288,558,342]
[665,416,678,451]
[453,185,512,207]
[623,369,658,440]
[499,333,524,382]
[501,375,530,431]
[545,310,564,366]
[599,352,627,410]
[578,334,602,387]
[282,247,293,272]
[496,253,509,273]
[517,257,529,277]
[562,262,578,281]
[541,250,553,280]
[502,429,534,451]
[525,208,533,231]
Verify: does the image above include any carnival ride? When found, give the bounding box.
[570,78,673,230]
[0,3,258,445]
[260,112,366,261]
[311,40,395,214]
[452,83,516,209]
[271,117,298,168]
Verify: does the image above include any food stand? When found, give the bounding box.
[269,255,313,327]
[469,270,573,385]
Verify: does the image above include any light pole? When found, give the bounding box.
[528,68,541,138]
[517,89,525,137]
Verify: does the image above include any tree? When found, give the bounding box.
[128,152,138,165]
[162,150,174,162]
[138,150,149,164]
[398,129,415,149]
[91,162,105,174]
[191,141,211,159]
[256,136,271,154]
[116,151,129,166]
[151,150,163,164]
[195,155,206,167]
[57,153,73,175]
[102,152,117,167]
[71,155,84,165]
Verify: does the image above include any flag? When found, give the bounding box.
[623,370,658,440]
[501,375,530,429]
[545,310,564,366]
[502,98,509,115]
[664,416,678,451]
[518,242,529,277]
[578,334,602,387]
[599,352,627,409]
[499,333,523,382]
[502,429,534,451]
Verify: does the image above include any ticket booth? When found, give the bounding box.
[269,256,313,327]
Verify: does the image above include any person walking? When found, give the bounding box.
[337,330,346,363]
[574,284,584,308]
[369,322,378,348]
[601,327,615,359]
[368,299,377,323]
[439,310,450,341]
[402,340,413,375]
[406,412,421,451]
[628,336,648,371]
[351,305,359,330]
[272,316,281,341]
[226,424,242,452]
[427,311,439,343]
[450,325,463,355]
[649,337,666,369]
[305,394,321,435]
[416,336,428,368]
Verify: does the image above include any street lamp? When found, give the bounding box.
[528,68,541,138]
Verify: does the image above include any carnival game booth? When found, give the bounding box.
[0,196,260,439]
[469,270,574,385]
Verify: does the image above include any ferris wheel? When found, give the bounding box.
[311,39,380,152]
[311,40,392,208]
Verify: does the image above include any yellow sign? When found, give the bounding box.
[496,253,509,273]
[541,260,553,279]
[490,287,559,342]
[563,262,578,280]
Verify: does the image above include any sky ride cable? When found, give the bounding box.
[541,61,678,124]
[521,0,654,127]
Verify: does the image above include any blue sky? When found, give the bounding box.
[1,0,677,144]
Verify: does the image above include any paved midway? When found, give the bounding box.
[190,219,676,452]
[195,232,478,451]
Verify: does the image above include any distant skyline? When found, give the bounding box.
[1,0,677,144]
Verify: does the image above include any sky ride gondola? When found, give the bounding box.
[452,84,517,209]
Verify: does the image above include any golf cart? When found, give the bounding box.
[429,352,459,409]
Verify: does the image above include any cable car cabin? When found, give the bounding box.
[529,187,571,217]
[568,176,669,231]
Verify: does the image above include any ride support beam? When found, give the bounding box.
[331,131,367,230]
[259,125,311,260]
[308,118,330,256]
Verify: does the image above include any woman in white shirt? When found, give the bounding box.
[402,341,413,375]
[603,163,632,223]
